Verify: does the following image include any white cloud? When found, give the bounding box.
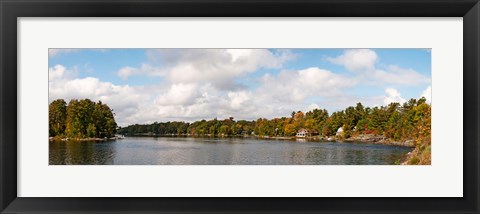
[327,49,430,86]
[384,88,406,105]
[421,85,432,104]
[49,64,66,80]
[48,64,78,81]
[258,67,356,103]
[327,49,378,72]
[227,91,251,110]
[117,67,137,80]
[373,65,430,86]
[155,83,200,106]
[124,49,294,89]
[118,63,166,80]
[166,49,292,84]
[150,85,259,122]
[307,103,320,111]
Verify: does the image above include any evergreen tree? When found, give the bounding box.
[49,99,67,137]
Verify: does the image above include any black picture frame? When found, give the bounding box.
[1,0,479,213]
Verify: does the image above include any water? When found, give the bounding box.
[49,137,412,165]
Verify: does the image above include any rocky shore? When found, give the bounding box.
[256,136,296,140]
[343,134,415,147]
[256,134,414,147]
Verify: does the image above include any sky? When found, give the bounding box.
[48,48,431,127]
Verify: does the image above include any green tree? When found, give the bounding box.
[60,99,116,138]
[49,99,67,137]
[65,99,82,137]
[86,123,97,138]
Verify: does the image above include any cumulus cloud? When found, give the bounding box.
[149,85,241,122]
[155,83,200,106]
[49,64,66,80]
[49,64,78,81]
[327,49,378,72]
[122,49,294,89]
[258,67,356,103]
[125,66,358,123]
[227,91,251,110]
[421,85,432,104]
[384,88,406,105]
[149,84,258,122]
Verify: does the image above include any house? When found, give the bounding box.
[336,127,343,136]
[296,128,309,137]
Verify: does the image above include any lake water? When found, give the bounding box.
[49,137,412,165]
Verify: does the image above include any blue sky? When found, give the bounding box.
[49,48,431,126]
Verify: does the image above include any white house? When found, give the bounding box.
[336,127,343,136]
[296,128,309,137]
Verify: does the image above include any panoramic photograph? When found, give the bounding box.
[48,48,431,165]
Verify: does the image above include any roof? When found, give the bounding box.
[297,128,309,133]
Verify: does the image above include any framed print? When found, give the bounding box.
[1,0,479,213]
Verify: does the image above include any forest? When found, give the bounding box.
[117,97,430,143]
[49,99,117,138]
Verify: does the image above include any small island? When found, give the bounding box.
[49,98,117,141]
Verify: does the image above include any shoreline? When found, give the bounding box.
[73,133,414,147]
[343,134,415,147]
[246,134,414,147]
[49,137,119,142]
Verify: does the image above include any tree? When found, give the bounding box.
[86,123,97,138]
[92,101,117,138]
[65,99,83,137]
[219,125,230,135]
[49,99,67,137]
[304,118,317,134]
[284,124,297,136]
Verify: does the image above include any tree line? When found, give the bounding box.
[117,97,431,143]
[49,99,117,138]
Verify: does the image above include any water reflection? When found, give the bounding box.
[49,140,115,165]
[49,137,412,165]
